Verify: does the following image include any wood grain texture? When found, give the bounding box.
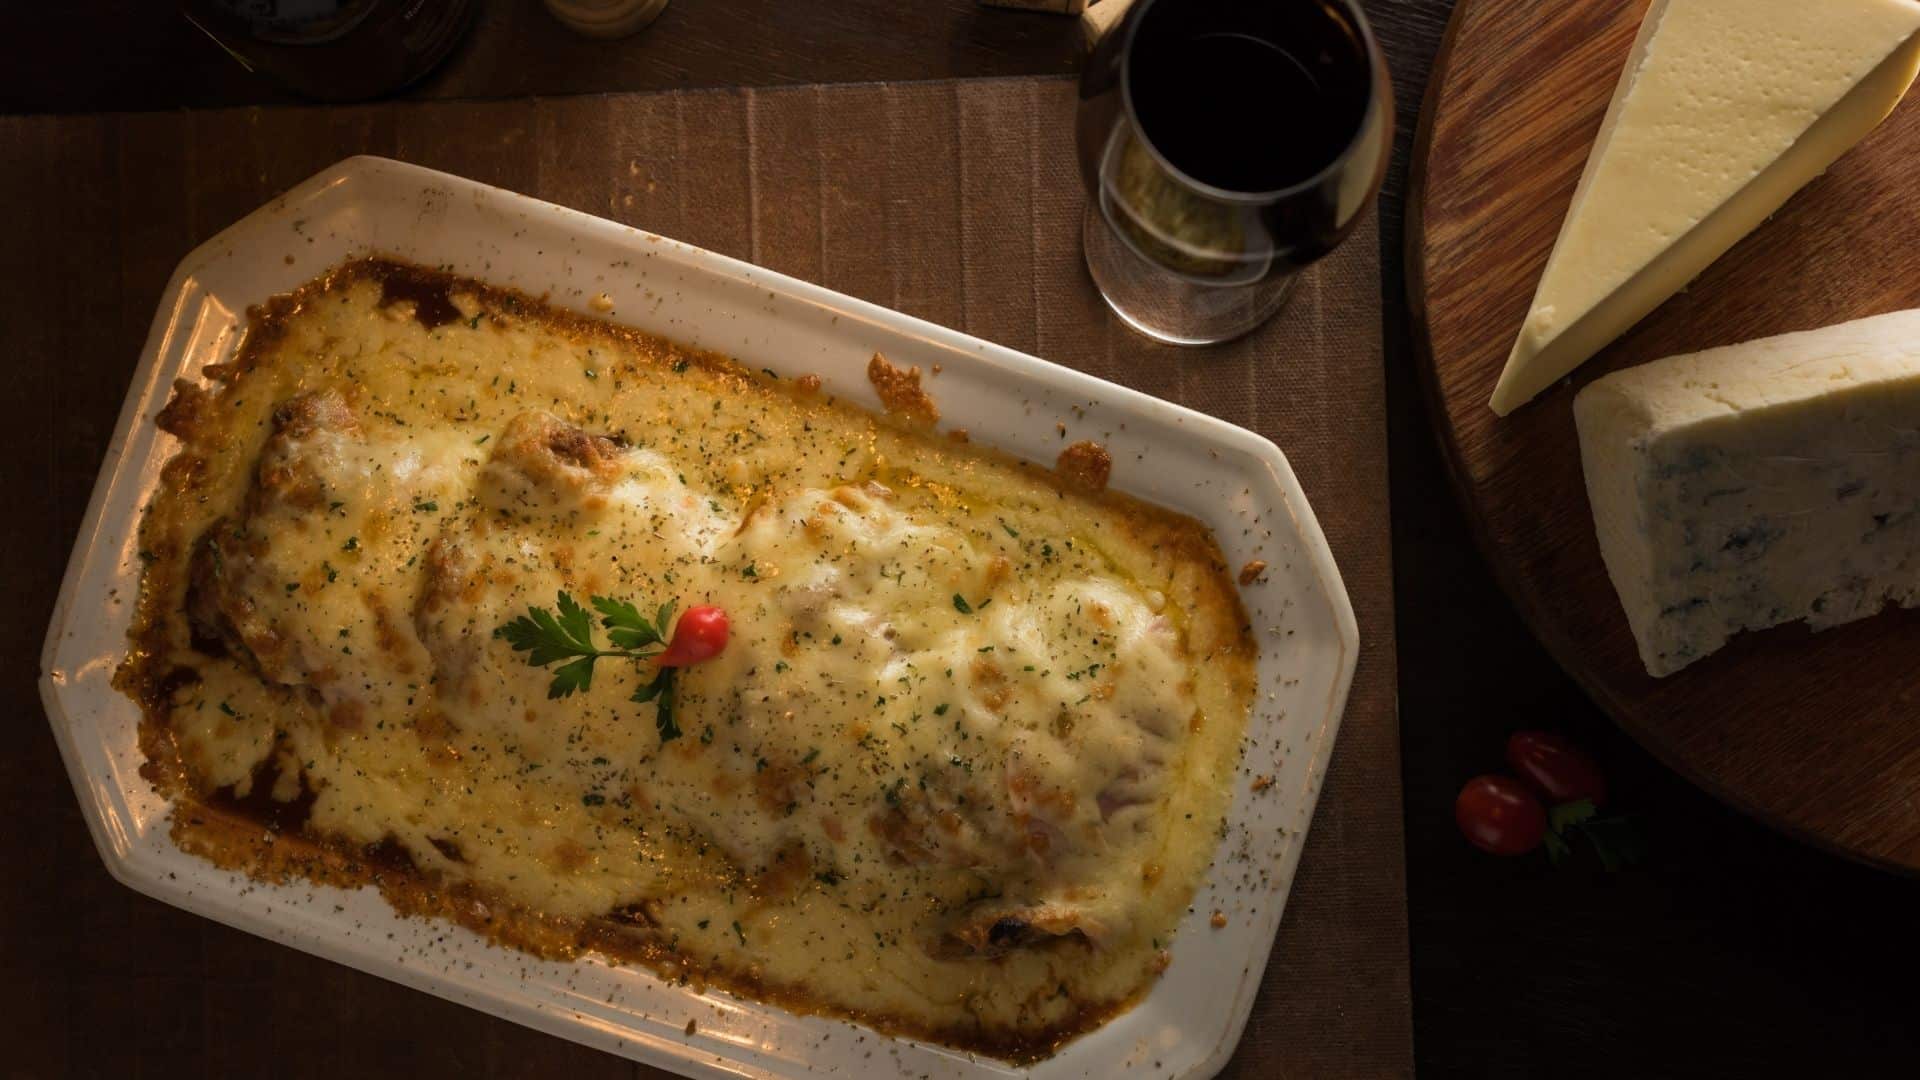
[1409,0,1920,870]
[6,78,1408,1076]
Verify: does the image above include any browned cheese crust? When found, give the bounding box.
[116,257,1257,1062]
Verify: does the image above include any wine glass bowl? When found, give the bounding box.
[1076,0,1392,345]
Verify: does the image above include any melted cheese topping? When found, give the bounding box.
[122,261,1255,1059]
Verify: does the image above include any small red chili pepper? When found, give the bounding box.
[656,604,729,667]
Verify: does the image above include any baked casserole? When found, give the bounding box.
[118,258,1257,1060]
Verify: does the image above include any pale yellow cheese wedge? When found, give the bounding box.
[1490,0,1920,416]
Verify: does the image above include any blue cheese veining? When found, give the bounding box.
[1574,308,1920,676]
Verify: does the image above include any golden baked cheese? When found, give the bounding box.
[119,259,1256,1060]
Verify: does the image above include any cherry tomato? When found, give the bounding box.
[1505,730,1607,808]
[657,605,729,667]
[1455,775,1547,856]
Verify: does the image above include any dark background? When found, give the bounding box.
[8,1,1919,1076]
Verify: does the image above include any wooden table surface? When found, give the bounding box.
[8,2,1920,1077]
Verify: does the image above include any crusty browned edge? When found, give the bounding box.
[114,255,1255,1063]
[865,352,941,426]
[1054,439,1114,493]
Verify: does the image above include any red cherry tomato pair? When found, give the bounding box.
[657,604,729,667]
[1454,731,1606,857]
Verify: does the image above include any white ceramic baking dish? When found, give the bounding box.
[39,156,1357,1079]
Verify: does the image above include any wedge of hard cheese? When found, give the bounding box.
[1574,309,1920,677]
[1491,0,1920,416]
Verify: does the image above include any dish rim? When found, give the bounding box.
[38,155,1360,1079]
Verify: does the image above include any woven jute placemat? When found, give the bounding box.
[3,75,1408,1077]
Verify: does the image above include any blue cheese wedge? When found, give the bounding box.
[1574,309,1920,676]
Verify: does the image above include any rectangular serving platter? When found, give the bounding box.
[38,156,1358,1079]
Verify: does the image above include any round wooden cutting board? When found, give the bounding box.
[1409,0,1920,870]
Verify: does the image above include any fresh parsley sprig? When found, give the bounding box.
[493,591,684,742]
[1542,798,1646,870]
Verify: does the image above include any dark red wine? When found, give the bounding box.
[1126,0,1370,193]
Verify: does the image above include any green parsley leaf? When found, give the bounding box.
[952,594,973,614]
[555,591,594,646]
[1577,815,1646,872]
[593,595,667,650]
[1548,798,1598,833]
[495,593,599,668]
[1543,828,1572,866]
[1543,798,1645,871]
[633,667,681,742]
[547,655,598,699]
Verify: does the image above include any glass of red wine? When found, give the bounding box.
[1077,0,1391,345]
